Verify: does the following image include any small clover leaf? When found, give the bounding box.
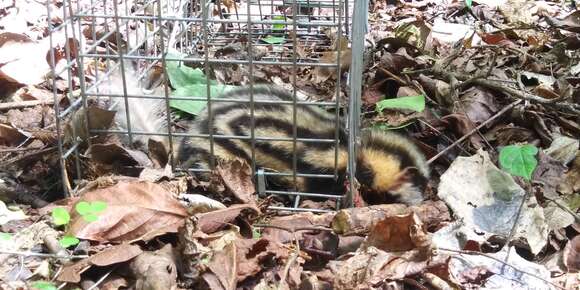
[75,201,91,215]
[75,201,108,222]
[59,236,80,248]
[252,228,261,239]
[91,201,107,213]
[51,208,70,226]
[82,213,99,223]
[499,144,539,181]
[32,281,57,290]
[0,232,12,241]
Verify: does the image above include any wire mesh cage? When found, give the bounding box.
[48,0,367,212]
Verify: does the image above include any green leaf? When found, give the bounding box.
[272,15,286,31]
[465,0,473,8]
[90,201,107,213]
[499,144,539,181]
[51,208,70,226]
[32,281,57,290]
[170,84,236,115]
[165,52,211,89]
[0,232,12,241]
[59,236,80,248]
[75,201,91,215]
[376,95,425,113]
[82,213,99,223]
[252,228,261,239]
[262,36,286,44]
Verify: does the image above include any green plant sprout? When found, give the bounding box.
[51,200,108,248]
[499,144,539,181]
[32,281,57,290]
[0,232,12,241]
[75,201,108,222]
[51,208,70,226]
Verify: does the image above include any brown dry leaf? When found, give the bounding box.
[261,211,335,244]
[546,10,580,33]
[0,123,29,146]
[99,275,129,290]
[0,32,50,86]
[148,138,169,168]
[533,151,567,199]
[417,74,450,105]
[68,181,188,242]
[196,204,259,234]
[87,143,153,168]
[216,158,255,204]
[455,87,499,125]
[455,266,493,288]
[396,86,420,98]
[13,85,53,101]
[480,32,515,46]
[331,246,433,289]
[364,212,429,252]
[332,201,451,236]
[441,113,483,149]
[488,125,536,147]
[533,84,560,100]
[0,70,25,97]
[6,106,49,131]
[235,237,292,281]
[129,244,178,290]
[558,152,580,195]
[564,235,580,272]
[203,241,237,290]
[379,51,418,73]
[362,79,389,106]
[58,243,142,283]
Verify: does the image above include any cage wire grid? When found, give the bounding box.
[48,0,367,212]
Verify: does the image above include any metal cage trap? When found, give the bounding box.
[48,0,368,212]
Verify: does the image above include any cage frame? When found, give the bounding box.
[47,0,368,212]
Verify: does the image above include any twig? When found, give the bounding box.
[472,78,579,114]
[86,267,115,290]
[503,188,529,262]
[0,100,54,111]
[0,147,45,153]
[378,67,408,85]
[253,223,333,232]
[438,247,565,290]
[277,231,300,290]
[405,67,579,114]
[417,119,469,155]
[0,146,57,167]
[0,249,88,259]
[428,99,522,164]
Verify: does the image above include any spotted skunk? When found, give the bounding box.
[111,74,429,205]
[173,85,429,205]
